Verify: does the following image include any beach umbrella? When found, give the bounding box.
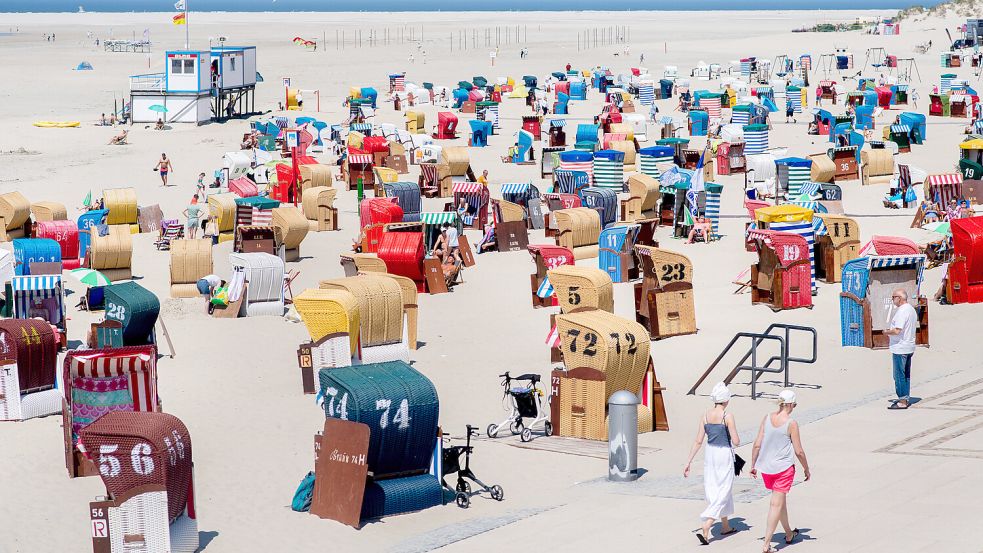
[69,268,111,287]
[82,190,92,208]
[921,221,951,236]
[148,104,168,113]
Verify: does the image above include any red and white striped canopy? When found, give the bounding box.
[926,173,962,185]
[453,181,483,194]
[347,154,373,165]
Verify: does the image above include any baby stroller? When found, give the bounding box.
[442,425,504,508]
[486,371,552,442]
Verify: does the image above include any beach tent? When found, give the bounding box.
[688,110,709,136]
[743,124,769,154]
[756,205,816,292]
[74,61,93,71]
[899,112,925,144]
[228,252,285,317]
[592,150,625,189]
[638,146,674,180]
[840,255,927,347]
[570,81,587,101]
[747,229,813,310]
[469,119,491,147]
[948,216,983,304]
[0,319,61,421]
[775,157,813,200]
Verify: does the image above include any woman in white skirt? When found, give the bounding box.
[684,382,740,545]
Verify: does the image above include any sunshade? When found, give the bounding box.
[148,104,168,113]
[69,268,111,287]
[921,221,951,236]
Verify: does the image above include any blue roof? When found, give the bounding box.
[558,150,592,162]
[776,157,812,166]
[639,145,674,156]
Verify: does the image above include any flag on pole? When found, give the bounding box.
[174,0,185,10]
[545,325,560,348]
[691,145,707,194]
[536,275,554,298]
[172,12,186,25]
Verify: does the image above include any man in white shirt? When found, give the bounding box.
[884,288,917,409]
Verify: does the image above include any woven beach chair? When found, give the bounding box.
[546,265,614,314]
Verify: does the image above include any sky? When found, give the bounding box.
[1,0,940,12]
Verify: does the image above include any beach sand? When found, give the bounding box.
[1,9,981,552]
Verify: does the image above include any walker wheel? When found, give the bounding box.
[490,485,504,501]
[456,480,471,494]
[509,421,523,435]
[456,492,470,508]
[520,427,533,442]
[544,421,553,437]
[486,423,498,438]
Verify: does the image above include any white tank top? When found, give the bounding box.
[755,415,795,474]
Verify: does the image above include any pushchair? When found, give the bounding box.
[486,371,552,442]
[441,425,504,508]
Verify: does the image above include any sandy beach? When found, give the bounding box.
[1,7,982,552]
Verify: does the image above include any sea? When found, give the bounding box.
[1,0,934,12]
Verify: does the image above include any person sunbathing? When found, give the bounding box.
[687,216,713,244]
[108,129,128,145]
[155,118,165,130]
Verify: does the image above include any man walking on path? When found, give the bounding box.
[885,288,917,409]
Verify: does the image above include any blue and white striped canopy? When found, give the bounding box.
[868,254,926,293]
[500,183,531,194]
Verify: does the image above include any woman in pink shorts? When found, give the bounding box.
[750,390,812,553]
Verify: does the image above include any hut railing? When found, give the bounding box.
[688,324,817,400]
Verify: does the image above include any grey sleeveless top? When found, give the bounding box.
[704,412,731,447]
[756,415,795,474]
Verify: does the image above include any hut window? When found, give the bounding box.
[171,59,183,74]
[183,59,195,74]
[230,57,236,71]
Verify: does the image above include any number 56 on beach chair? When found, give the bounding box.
[81,411,198,553]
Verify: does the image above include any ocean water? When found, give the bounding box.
[2,0,936,12]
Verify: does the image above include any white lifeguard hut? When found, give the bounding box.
[209,46,258,119]
[129,46,258,124]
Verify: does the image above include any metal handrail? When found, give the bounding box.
[688,324,817,400]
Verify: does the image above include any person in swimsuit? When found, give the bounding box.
[750,390,812,553]
[155,153,173,187]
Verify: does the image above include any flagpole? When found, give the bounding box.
[185,0,189,49]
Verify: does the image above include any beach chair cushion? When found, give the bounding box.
[70,375,133,435]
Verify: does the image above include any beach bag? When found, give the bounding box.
[210,286,229,306]
[734,453,746,476]
[291,471,316,512]
[904,187,917,204]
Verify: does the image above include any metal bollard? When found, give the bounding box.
[607,390,639,482]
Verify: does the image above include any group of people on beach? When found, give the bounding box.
[685,285,918,549]
[685,384,810,551]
